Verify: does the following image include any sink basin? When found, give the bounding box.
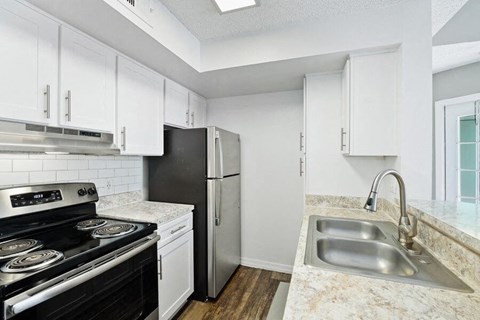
[316,218,386,240]
[317,238,416,276]
[304,215,473,293]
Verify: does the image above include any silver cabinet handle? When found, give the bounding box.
[158,254,163,280]
[191,112,195,127]
[185,110,190,126]
[65,90,72,121]
[121,126,127,151]
[340,128,347,151]
[43,85,50,119]
[300,132,304,151]
[170,225,186,235]
[5,235,159,318]
[300,158,304,176]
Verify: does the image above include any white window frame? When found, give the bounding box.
[435,93,480,200]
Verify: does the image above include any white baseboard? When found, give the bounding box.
[240,257,293,274]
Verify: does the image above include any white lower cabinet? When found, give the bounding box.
[157,215,194,320]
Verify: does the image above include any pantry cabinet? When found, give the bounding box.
[157,213,194,320]
[117,56,164,156]
[0,0,59,125]
[59,26,116,133]
[341,50,398,156]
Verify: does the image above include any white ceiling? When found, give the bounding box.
[432,0,480,73]
[158,0,404,41]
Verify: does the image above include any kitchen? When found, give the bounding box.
[0,0,479,319]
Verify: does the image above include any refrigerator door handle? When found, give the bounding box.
[216,131,224,178]
[215,179,222,226]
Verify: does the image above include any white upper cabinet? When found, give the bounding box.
[188,92,207,128]
[117,56,164,156]
[59,26,116,133]
[164,79,189,128]
[341,50,398,156]
[0,0,58,125]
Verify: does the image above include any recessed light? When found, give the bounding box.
[213,0,258,13]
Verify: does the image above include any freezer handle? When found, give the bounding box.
[215,179,222,226]
[216,131,224,178]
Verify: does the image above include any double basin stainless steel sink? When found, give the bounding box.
[304,216,473,292]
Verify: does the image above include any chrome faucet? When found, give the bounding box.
[364,169,417,248]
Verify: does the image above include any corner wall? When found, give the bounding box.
[207,90,304,272]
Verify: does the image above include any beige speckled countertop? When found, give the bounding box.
[98,201,194,226]
[283,205,480,320]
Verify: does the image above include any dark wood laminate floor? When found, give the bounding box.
[177,266,291,320]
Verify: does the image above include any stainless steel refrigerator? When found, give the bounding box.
[148,127,241,301]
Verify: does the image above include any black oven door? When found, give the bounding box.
[3,236,159,320]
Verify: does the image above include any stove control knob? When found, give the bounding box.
[87,187,97,195]
[77,188,87,196]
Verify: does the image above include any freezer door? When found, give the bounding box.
[207,175,241,298]
[207,127,240,178]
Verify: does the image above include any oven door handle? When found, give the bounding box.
[4,235,159,319]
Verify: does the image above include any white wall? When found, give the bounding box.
[207,91,304,272]
[305,73,395,197]
[0,153,142,197]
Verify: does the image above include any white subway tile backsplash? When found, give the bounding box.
[121,160,135,168]
[0,153,143,196]
[89,160,107,169]
[114,185,129,193]
[98,169,114,178]
[30,171,56,184]
[13,160,42,172]
[0,160,12,172]
[106,161,122,169]
[0,172,29,185]
[115,168,129,177]
[43,160,68,171]
[121,176,135,184]
[57,170,79,181]
[68,160,88,170]
[79,170,98,180]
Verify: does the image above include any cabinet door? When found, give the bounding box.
[158,230,194,320]
[0,0,58,125]
[349,51,398,156]
[117,57,164,156]
[188,92,207,128]
[59,26,115,132]
[164,79,189,128]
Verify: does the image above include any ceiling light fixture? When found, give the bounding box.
[213,0,258,13]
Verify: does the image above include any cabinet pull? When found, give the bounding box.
[65,90,72,121]
[159,254,162,280]
[121,126,127,151]
[340,128,347,151]
[300,158,304,176]
[170,225,186,235]
[44,85,50,119]
[185,110,190,126]
[300,132,304,151]
[190,112,195,127]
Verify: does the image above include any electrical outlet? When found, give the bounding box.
[106,180,112,191]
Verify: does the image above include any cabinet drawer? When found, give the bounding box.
[158,213,193,247]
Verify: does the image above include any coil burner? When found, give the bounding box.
[76,219,108,231]
[0,239,43,261]
[91,223,136,239]
[1,249,64,273]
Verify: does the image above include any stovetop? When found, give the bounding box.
[0,206,156,299]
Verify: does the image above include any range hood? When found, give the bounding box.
[0,120,120,155]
